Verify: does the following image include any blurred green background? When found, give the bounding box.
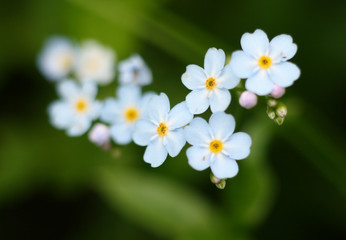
[0,0,345,239]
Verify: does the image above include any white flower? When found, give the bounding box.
[181,48,240,114]
[76,40,116,85]
[184,112,252,179]
[118,54,152,86]
[230,29,300,96]
[100,85,155,145]
[133,93,193,167]
[48,80,101,136]
[38,37,76,81]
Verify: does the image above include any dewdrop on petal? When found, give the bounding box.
[271,84,286,98]
[239,91,257,109]
[88,123,110,149]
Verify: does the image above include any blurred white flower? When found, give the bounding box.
[182,48,240,114]
[100,85,155,145]
[118,54,152,86]
[38,37,76,81]
[88,123,110,148]
[133,93,193,167]
[48,80,101,136]
[230,29,300,95]
[76,40,116,85]
[184,112,252,179]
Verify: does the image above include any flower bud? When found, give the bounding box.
[275,117,285,125]
[88,123,110,149]
[266,107,276,119]
[239,91,258,109]
[270,84,286,99]
[210,173,226,189]
[276,103,287,118]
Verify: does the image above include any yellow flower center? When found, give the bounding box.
[209,140,223,153]
[205,77,217,90]
[86,59,100,71]
[75,98,89,113]
[258,56,272,69]
[124,107,139,122]
[59,55,72,70]
[157,123,168,137]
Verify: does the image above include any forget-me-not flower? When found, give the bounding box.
[182,48,240,114]
[133,93,193,167]
[230,29,300,95]
[184,112,252,179]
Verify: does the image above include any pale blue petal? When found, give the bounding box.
[210,154,239,179]
[181,64,207,90]
[48,101,74,129]
[110,123,133,145]
[147,93,170,123]
[269,34,297,62]
[81,82,98,99]
[204,48,226,76]
[144,138,168,167]
[187,146,210,171]
[117,85,141,104]
[269,62,300,87]
[133,119,157,146]
[223,132,252,160]
[209,112,235,140]
[184,117,211,146]
[229,50,257,78]
[217,64,241,89]
[209,88,231,113]
[87,101,102,120]
[185,89,209,114]
[100,98,121,123]
[167,101,193,129]
[245,70,274,96]
[164,128,186,157]
[57,80,79,100]
[241,29,269,58]
[67,117,91,137]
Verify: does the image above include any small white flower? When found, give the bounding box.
[38,37,76,81]
[76,40,116,85]
[118,54,152,86]
[88,123,110,147]
[184,112,252,179]
[181,48,240,114]
[100,85,155,145]
[133,93,193,167]
[230,29,300,95]
[48,80,101,136]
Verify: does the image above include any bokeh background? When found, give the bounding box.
[1,0,345,239]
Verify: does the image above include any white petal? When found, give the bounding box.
[209,112,235,140]
[210,154,239,179]
[164,128,186,157]
[144,138,168,167]
[48,101,74,129]
[140,92,157,118]
[133,119,157,146]
[117,85,141,104]
[181,64,207,90]
[209,88,231,113]
[187,146,210,171]
[245,70,274,96]
[185,89,209,114]
[100,98,121,123]
[87,100,102,120]
[269,34,297,62]
[269,62,300,87]
[223,132,252,160]
[57,80,79,100]
[110,123,133,145]
[184,117,211,146]
[147,93,170,123]
[241,29,269,58]
[204,48,226,76]
[67,117,91,137]
[81,82,98,99]
[217,64,241,89]
[229,50,257,78]
[167,101,193,129]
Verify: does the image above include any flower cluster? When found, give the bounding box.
[39,29,300,188]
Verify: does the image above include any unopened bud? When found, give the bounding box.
[276,103,287,118]
[239,91,258,109]
[275,117,285,125]
[267,99,277,108]
[266,107,276,119]
[270,84,286,99]
[88,123,110,149]
[210,173,226,189]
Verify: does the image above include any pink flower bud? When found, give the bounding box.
[270,84,286,99]
[239,91,258,109]
[88,123,110,149]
